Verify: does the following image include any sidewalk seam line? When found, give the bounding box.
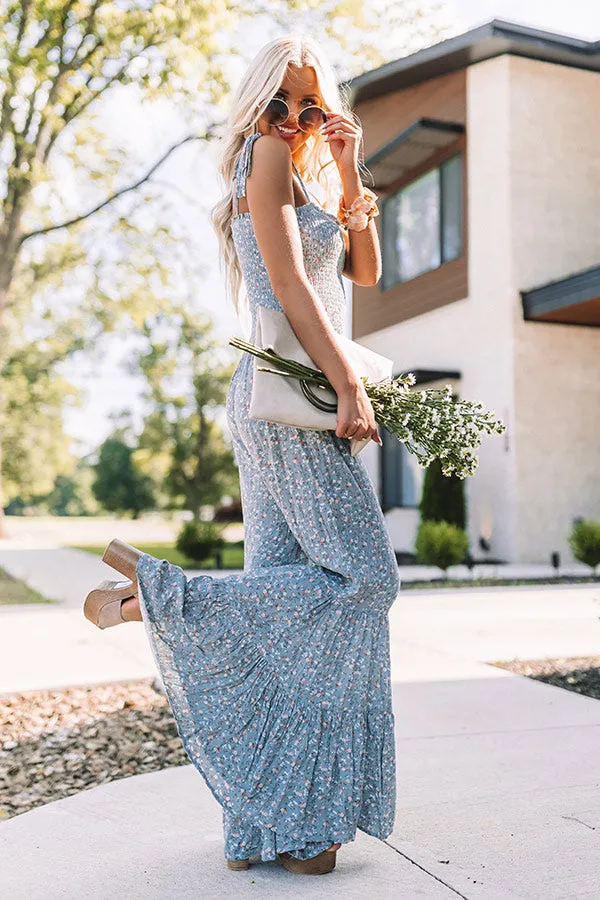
[382,838,470,898]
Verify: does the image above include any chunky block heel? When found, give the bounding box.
[278,848,337,875]
[102,538,143,582]
[83,539,144,629]
[225,858,250,870]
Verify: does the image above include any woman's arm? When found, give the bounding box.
[245,133,380,444]
[339,166,382,287]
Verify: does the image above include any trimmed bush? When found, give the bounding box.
[419,457,466,529]
[213,498,243,522]
[568,519,600,575]
[176,519,225,565]
[415,520,469,573]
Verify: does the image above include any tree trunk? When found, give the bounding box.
[0,218,25,539]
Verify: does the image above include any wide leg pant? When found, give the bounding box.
[135,356,401,862]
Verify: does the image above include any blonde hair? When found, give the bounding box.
[210,35,360,336]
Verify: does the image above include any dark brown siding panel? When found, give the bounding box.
[355,70,467,159]
[351,69,468,338]
[352,257,468,338]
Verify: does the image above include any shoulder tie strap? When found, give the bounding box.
[232,132,310,214]
[232,133,262,215]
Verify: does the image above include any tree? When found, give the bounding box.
[419,456,466,529]
[0,0,456,532]
[131,304,239,519]
[1,330,84,507]
[0,0,241,532]
[34,460,103,516]
[92,435,154,518]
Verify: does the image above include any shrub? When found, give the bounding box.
[419,457,466,529]
[415,520,469,573]
[176,519,225,565]
[213,498,243,522]
[568,519,600,575]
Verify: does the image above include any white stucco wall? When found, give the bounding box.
[358,54,517,562]
[357,53,600,563]
[509,56,600,563]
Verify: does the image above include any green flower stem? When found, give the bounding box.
[229,335,506,479]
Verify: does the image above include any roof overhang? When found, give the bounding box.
[364,118,465,190]
[343,19,600,105]
[521,264,600,326]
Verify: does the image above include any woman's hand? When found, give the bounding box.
[335,379,382,446]
[320,112,361,173]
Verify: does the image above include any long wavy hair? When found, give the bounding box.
[210,35,361,336]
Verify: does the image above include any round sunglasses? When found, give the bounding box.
[263,96,328,134]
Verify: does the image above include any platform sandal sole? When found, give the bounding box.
[83,580,135,629]
[278,849,337,874]
[225,858,250,870]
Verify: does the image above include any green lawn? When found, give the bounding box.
[70,541,245,570]
[0,566,54,605]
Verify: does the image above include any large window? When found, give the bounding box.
[381,153,463,290]
[380,427,423,511]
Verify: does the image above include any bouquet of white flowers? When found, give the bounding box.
[229,337,506,479]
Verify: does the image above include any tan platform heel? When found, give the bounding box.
[102,538,143,583]
[83,579,135,629]
[83,539,144,629]
[225,858,250,870]
[278,848,337,875]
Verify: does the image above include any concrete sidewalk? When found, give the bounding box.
[2,547,600,897]
[3,635,600,898]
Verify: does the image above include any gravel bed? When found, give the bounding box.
[2,657,600,822]
[491,655,600,699]
[0,679,188,821]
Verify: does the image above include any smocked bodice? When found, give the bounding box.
[230,133,347,338]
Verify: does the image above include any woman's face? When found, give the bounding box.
[257,63,325,155]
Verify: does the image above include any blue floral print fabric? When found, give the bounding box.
[135,132,400,863]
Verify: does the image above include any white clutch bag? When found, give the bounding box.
[249,305,394,457]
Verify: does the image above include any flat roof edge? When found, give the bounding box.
[343,18,600,104]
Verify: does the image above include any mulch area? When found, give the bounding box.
[492,655,600,700]
[2,656,600,822]
[0,679,188,821]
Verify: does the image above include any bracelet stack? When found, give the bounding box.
[337,186,379,231]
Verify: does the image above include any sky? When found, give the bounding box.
[58,0,600,459]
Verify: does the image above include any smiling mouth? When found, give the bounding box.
[276,126,299,135]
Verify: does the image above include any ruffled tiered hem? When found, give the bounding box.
[136,552,396,862]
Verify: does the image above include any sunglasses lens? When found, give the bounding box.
[264,98,288,126]
[298,105,327,133]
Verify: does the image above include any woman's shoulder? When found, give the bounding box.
[247,131,290,167]
[234,131,289,186]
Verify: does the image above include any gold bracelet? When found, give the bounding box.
[337,186,379,231]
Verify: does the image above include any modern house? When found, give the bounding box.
[345,19,600,564]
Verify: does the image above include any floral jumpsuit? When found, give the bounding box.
[135,131,401,863]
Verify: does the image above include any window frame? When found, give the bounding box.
[380,140,465,293]
[379,426,421,512]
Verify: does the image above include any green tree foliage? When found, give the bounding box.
[92,436,155,518]
[419,456,466,529]
[131,305,239,518]
[568,519,600,576]
[2,333,84,506]
[38,461,103,516]
[415,520,468,573]
[0,0,455,533]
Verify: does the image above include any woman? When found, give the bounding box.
[83,34,401,876]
